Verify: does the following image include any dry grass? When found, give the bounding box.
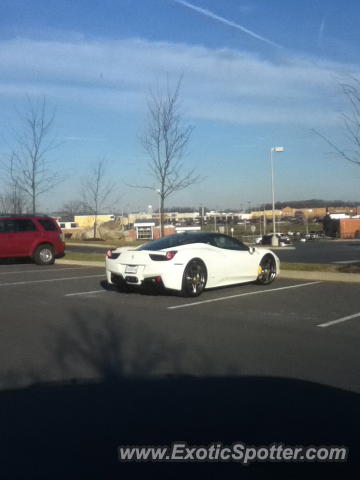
[63,252,104,262]
[281,262,360,273]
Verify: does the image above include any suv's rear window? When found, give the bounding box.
[38,219,58,231]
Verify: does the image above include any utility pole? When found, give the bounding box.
[270,146,284,246]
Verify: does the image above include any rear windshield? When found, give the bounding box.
[137,233,210,251]
[38,219,58,231]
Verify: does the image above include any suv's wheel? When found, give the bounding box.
[181,259,207,297]
[34,244,55,265]
[256,254,277,285]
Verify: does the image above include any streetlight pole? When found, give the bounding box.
[270,146,284,247]
[259,205,262,237]
[155,189,161,237]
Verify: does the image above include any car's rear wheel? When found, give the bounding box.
[181,259,207,297]
[34,244,55,265]
[256,254,277,285]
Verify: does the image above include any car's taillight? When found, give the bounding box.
[149,250,177,261]
[59,232,65,242]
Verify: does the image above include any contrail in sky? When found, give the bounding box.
[318,18,325,47]
[172,0,282,48]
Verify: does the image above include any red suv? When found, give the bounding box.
[0,216,65,265]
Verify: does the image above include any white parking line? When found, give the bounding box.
[317,312,360,328]
[0,274,104,287]
[168,281,321,310]
[65,290,107,297]
[0,267,98,275]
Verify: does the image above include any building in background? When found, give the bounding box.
[74,214,115,228]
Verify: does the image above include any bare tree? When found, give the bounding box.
[133,77,200,236]
[59,199,89,217]
[0,181,27,214]
[81,159,116,239]
[8,96,64,214]
[314,77,360,167]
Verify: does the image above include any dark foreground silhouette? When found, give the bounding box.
[1,310,359,479]
[1,375,359,479]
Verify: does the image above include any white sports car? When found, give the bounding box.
[105,232,280,297]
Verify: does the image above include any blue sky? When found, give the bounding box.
[1,0,360,212]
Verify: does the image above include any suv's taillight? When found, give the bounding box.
[150,251,177,261]
[106,249,120,259]
[59,232,65,242]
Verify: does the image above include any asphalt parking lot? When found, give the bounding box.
[275,240,360,264]
[1,262,360,393]
[2,262,360,477]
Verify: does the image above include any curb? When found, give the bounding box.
[280,270,360,283]
[57,259,104,268]
[66,242,117,249]
[263,246,296,251]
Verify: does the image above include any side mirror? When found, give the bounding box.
[249,246,255,254]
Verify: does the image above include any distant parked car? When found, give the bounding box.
[301,231,324,242]
[308,231,325,240]
[0,215,65,265]
[260,233,292,247]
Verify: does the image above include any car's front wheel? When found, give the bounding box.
[34,244,55,265]
[181,259,207,297]
[256,254,277,285]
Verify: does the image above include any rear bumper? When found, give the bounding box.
[55,241,66,257]
[109,272,165,291]
[105,257,184,291]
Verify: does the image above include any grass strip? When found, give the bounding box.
[63,252,104,262]
[281,262,360,273]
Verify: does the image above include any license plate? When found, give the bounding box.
[125,265,138,274]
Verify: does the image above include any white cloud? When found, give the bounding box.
[0,36,357,126]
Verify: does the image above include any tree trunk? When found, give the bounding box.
[160,196,165,237]
[93,215,97,239]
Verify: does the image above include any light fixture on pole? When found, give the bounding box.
[270,146,284,247]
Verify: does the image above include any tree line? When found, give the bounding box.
[0,77,199,237]
[2,76,360,237]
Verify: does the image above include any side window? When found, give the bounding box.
[229,237,249,251]
[15,219,37,233]
[4,220,16,233]
[0,220,5,233]
[212,235,248,251]
[211,235,225,248]
[38,219,57,231]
